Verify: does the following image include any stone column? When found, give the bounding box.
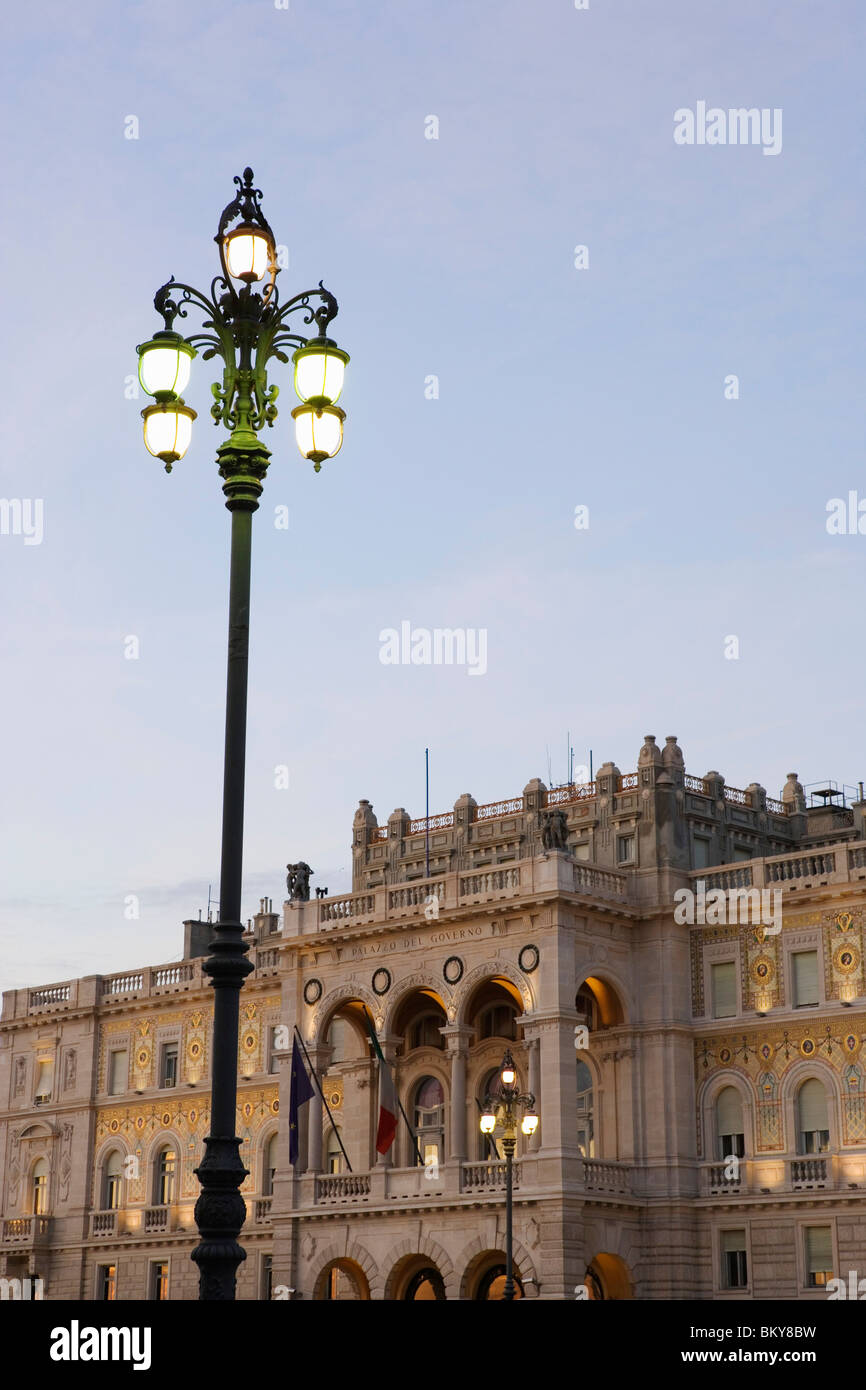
[303,1045,329,1174]
[525,1029,542,1154]
[442,1025,472,1161]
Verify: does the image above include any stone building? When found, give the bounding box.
[2,734,866,1300]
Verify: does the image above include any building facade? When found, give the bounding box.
[2,734,866,1300]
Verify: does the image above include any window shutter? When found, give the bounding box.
[722,1229,746,1254]
[712,962,737,1018]
[716,1087,743,1136]
[793,951,819,1005]
[798,1079,828,1132]
[805,1226,832,1273]
[110,1050,127,1093]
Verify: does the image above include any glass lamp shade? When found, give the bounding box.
[479,1112,496,1135]
[501,1066,516,1087]
[291,402,345,470]
[137,333,195,400]
[224,224,271,282]
[292,339,349,406]
[521,1113,539,1136]
[142,400,197,470]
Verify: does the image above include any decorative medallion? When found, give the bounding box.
[760,1043,772,1060]
[243,1102,253,1119]
[519,944,540,974]
[271,1099,279,1114]
[161,1111,171,1126]
[243,1032,257,1052]
[372,968,392,996]
[109,1119,119,1133]
[845,1034,860,1056]
[135,1116,145,1131]
[751,956,775,984]
[718,1047,732,1064]
[304,978,323,1005]
[187,1040,202,1061]
[136,1048,150,1068]
[189,1109,197,1123]
[836,911,854,932]
[834,943,860,975]
[800,1038,816,1058]
[443,956,464,985]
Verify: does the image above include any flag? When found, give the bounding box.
[368,1021,398,1155]
[289,1036,314,1164]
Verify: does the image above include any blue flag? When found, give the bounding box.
[289,1036,315,1164]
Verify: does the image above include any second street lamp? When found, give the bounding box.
[480,1048,538,1302]
[135,166,349,1301]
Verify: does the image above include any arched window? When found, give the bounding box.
[103,1151,123,1210]
[577,1061,595,1159]
[576,986,598,1032]
[263,1133,278,1195]
[155,1147,176,1205]
[478,1069,505,1160]
[797,1079,830,1154]
[326,1128,344,1174]
[413,1076,445,1169]
[408,1012,445,1051]
[31,1158,48,1215]
[716,1086,745,1160]
[477,1004,517,1041]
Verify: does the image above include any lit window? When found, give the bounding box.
[99,1264,117,1301]
[156,1149,175,1205]
[577,1060,595,1159]
[104,1151,123,1210]
[150,1261,169,1301]
[32,1159,48,1215]
[413,1077,444,1169]
[804,1227,833,1288]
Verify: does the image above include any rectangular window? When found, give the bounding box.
[109,1050,128,1096]
[792,951,819,1007]
[805,1227,833,1288]
[617,836,635,865]
[574,842,590,862]
[693,837,711,869]
[721,1230,747,1289]
[261,1255,273,1301]
[98,1264,117,1301]
[35,1059,54,1102]
[733,846,753,862]
[268,1026,281,1074]
[150,1261,169,1301]
[160,1043,179,1089]
[711,962,738,1019]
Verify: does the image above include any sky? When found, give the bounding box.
[1,0,863,991]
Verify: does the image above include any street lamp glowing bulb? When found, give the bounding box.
[292,402,345,470]
[142,400,197,470]
[501,1066,516,1087]
[292,338,349,406]
[137,333,195,399]
[224,224,271,282]
[521,1113,538,1136]
[480,1112,496,1135]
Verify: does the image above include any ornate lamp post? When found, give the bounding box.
[135,168,349,1300]
[479,1048,538,1301]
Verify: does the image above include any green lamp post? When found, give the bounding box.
[135,167,349,1301]
[479,1049,538,1301]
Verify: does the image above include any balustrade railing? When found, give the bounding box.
[102,973,144,997]
[254,1197,273,1223]
[144,1205,169,1233]
[90,1211,118,1238]
[153,964,194,988]
[547,782,597,805]
[409,813,455,834]
[459,868,521,896]
[581,1160,633,1194]
[319,893,376,924]
[789,1158,829,1189]
[474,797,524,822]
[723,786,749,806]
[765,852,835,882]
[315,1174,371,1202]
[461,1161,520,1191]
[573,864,627,897]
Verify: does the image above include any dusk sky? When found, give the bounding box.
[2,0,863,991]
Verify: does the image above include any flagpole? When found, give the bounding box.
[425,747,430,879]
[363,1009,424,1166]
[292,1026,353,1173]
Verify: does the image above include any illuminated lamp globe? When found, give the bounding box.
[521,1113,539,1136]
[142,399,197,471]
[137,332,195,400]
[292,337,349,406]
[291,402,345,471]
[480,1111,496,1135]
[223,223,272,282]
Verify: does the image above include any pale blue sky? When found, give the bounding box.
[1,0,863,990]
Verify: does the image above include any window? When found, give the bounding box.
[32,1159,48,1215]
[109,1050,128,1096]
[408,1013,444,1050]
[150,1261,169,1301]
[574,842,590,862]
[804,1227,833,1288]
[733,846,753,862]
[35,1059,53,1103]
[98,1264,117,1301]
[711,962,738,1019]
[721,1230,748,1289]
[477,1004,518,1041]
[693,836,711,869]
[716,1087,745,1160]
[576,985,598,1031]
[797,1079,830,1154]
[792,951,819,1007]
[413,1076,445,1170]
[103,1151,123,1210]
[617,835,635,865]
[160,1043,179,1089]
[156,1148,175,1205]
[261,1255,273,1301]
[264,1133,278,1195]
[268,1027,282,1074]
[326,1129,344,1174]
[577,1060,595,1159]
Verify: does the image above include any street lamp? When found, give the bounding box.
[479,1048,538,1302]
[135,167,349,1301]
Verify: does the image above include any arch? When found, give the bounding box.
[575,968,630,1028]
[696,1070,757,1162]
[382,1235,456,1300]
[457,1234,537,1299]
[383,973,452,1037]
[149,1133,182,1205]
[19,1123,54,1140]
[314,1258,371,1301]
[779,1058,840,1155]
[454,960,534,1028]
[308,1239,379,1300]
[311,983,380,1047]
[583,1251,633,1300]
[390,984,449,1055]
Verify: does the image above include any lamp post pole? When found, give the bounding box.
[479,1047,538,1302]
[135,168,349,1300]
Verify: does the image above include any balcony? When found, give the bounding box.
[1,1216,51,1248]
[699,1155,855,1197]
[143,1205,170,1234]
[90,1210,118,1238]
[253,1197,273,1224]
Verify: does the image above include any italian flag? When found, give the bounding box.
[368,1020,398,1154]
